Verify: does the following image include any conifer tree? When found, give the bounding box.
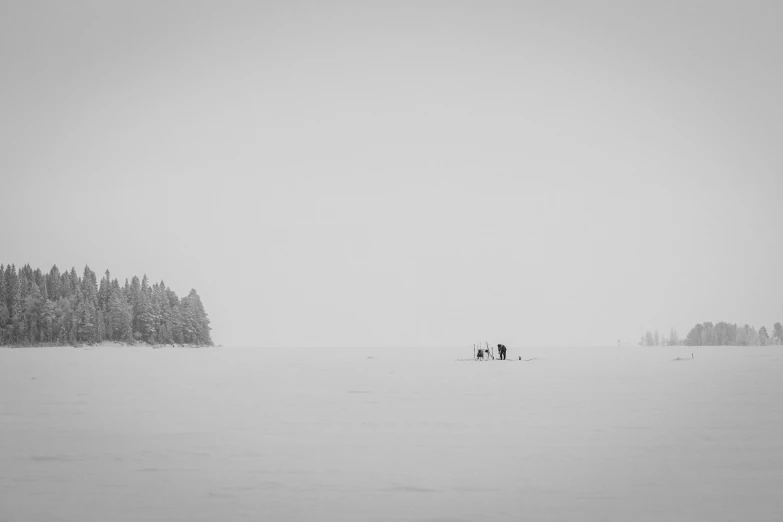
[33,268,44,291]
[74,288,91,342]
[12,271,26,344]
[60,270,72,298]
[69,268,80,296]
[759,326,770,346]
[107,287,128,341]
[130,276,141,336]
[41,298,56,343]
[0,265,5,302]
[0,265,8,335]
[47,265,62,300]
[774,323,783,345]
[6,265,18,322]
[81,266,99,342]
[26,282,42,344]
[168,289,183,344]
[98,270,110,311]
[137,276,155,342]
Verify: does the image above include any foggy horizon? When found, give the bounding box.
[3,3,783,522]
[3,2,782,347]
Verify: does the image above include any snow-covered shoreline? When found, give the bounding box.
[2,340,213,349]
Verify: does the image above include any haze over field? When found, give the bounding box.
[2,2,783,346]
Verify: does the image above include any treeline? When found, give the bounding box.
[0,264,212,347]
[639,322,783,347]
[683,322,782,346]
[639,329,681,346]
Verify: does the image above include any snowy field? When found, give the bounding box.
[1,345,782,522]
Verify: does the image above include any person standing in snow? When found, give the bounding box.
[497,344,507,360]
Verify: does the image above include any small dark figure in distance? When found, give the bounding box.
[477,348,484,361]
[497,344,507,360]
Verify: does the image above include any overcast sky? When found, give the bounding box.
[2,1,782,347]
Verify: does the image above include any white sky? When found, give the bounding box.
[2,1,782,347]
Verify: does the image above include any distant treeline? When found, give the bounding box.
[0,264,212,347]
[640,322,783,347]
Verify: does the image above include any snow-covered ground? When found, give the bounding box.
[1,345,781,521]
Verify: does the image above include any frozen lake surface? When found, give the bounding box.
[1,345,782,521]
